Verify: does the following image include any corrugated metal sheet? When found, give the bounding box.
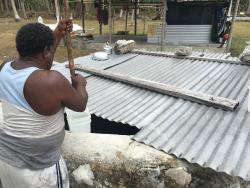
[148,25,212,44]
[53,53,138,80]
[53,51,250,180]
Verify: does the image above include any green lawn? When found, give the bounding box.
[0,17,249,63]
[231,22,250,57]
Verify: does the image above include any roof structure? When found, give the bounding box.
[53,50,250,181]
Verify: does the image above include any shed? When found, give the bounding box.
[148,0,231,44]
[53,50,250,181]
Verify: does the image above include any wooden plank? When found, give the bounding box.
[132,50,241,65]
[64,0,75,76]
[72,65,239,111]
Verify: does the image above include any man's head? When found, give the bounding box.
[16,23,54,69]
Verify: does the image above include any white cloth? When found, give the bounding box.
[0,156,69,188]
[239,45,250,63]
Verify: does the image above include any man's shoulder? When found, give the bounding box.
[29,70,70,88]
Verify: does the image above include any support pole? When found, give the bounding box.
[64,0,75,76]
[161,0,167,51]
[134,0,137,35]
[226,0,240,53]
[81,0,85,33]
[108,0,112,44]
[125,9,128,34]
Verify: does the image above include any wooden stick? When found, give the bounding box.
[64,0,75,76]
[132,49,241,64]
[72,65,239,111]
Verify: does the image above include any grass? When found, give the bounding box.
[0,17,249,64]
[230,22,250,57]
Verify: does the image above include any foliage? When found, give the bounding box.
[24,0,47,10]
[238,0,249,12]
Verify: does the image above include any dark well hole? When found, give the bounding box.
[91,114,140,135]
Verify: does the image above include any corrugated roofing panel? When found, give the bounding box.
[148,25,212,44]
[53,51,249,180]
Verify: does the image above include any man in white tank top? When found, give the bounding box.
[0,20,88,188]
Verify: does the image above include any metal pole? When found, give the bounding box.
[108,0,112,44]
[161,0,167,51]
[81,0,85,33]
[226,0,240,53]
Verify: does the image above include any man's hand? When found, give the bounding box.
[54,19,73,38]
[71,74,87,88]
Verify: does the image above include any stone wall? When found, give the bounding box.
[62,133,250,188]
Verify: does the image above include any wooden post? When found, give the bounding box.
[226,0,240,53]
[143,16,146,35]
[81,0,85,33]
[64,0,75,76]
[108,0,112,44]
[113,10,115,33]
[99,0,103,35]
[125,9,128,34]
[161,0,167,51]
[134,0,137,35]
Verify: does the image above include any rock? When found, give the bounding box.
[62,133,250,188]
[72,164,94,186]
[174,47,192,56]
[239,45,250,63]
[165,167,192,186]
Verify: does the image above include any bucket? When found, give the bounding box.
[104,42,112,55]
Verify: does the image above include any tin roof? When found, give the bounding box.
[53,51,250,180]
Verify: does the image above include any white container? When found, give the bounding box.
[103,42,112,55]
[65,107,91,133]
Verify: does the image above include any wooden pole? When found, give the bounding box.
[108,0,112,44]
[161,0,167,51]
[134,0,137,35]
[226,0,240,53]
[64,0,75,76]
[81,0,85,33]
[125,9,128,34]
[73,65,239,111]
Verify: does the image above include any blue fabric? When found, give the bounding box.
[0,62,39,111]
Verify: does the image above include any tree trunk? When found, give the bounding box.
[54,0,60,22]
[45,0,52,14]
[21,0,27,19]
[4,0,9,14]
[247,0,250,15]
[10,0,21,22]
[0,0,4,12]
[17,0,21,11]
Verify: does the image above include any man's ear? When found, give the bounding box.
[43,46,51,59]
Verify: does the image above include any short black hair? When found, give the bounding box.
[16,23,54,57]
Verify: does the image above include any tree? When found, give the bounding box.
[247,0,250,15]
[10,0,21,21]
[55,0,60,22]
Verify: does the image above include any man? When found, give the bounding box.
[0,20,88,187]
[218,21,232,48]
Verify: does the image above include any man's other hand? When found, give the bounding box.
[71,74,87,88]
[54,19,73,37]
